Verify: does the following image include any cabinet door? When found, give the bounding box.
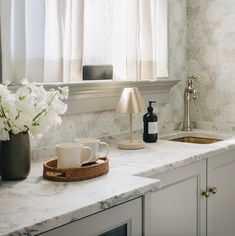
[207,149,235,236]
[144,160,206,236]
[41,198,142,236]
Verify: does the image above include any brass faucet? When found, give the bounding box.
[182,75,198,131]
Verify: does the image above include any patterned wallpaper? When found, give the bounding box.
[31,0,188,154]
[160,0,187,127]
[187,0,235,125]
[161,0,235,132]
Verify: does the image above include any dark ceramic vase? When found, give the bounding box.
[0,132,31,180]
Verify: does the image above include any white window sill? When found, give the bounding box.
[9,78,179,114]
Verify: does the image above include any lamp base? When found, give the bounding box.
[117,140,145,150]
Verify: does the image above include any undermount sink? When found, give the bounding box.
[169,136,222,144]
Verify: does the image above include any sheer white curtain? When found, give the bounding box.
[1,0,84,83]
[0,0,168,83]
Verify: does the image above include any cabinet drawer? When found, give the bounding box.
[41,198,142,236]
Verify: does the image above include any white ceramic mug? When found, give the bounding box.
[75,138,109,163]
[56,143,93,168]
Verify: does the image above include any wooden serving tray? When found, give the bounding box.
[43,157,109,182]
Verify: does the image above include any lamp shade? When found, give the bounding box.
[116,87,146,114]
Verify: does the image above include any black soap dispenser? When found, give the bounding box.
[143,101,158,143]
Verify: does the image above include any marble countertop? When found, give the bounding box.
[1,129,235,236]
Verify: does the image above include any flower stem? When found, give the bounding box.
[0,105,11,129]
[15,110,21,120]
[0,105,6,118]
[31,91,58,126]
[32,108,46,125]
[48,91,58,106]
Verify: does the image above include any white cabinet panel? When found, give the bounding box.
[207,150,235,236]
[144,160,206,236]
[41,198,142,236]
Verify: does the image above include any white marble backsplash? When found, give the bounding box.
[31,104,172,160]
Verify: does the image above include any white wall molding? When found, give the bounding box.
[9,79,179,114]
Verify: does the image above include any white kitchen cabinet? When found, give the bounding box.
[41,198,142,236]
[144,160,207,236]
[145,149,235,236]
[207,149,235,236]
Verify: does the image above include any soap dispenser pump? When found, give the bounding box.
[143,101,158,143]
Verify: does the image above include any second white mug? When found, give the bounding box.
[75,138,109,163]
[56,142,93,168]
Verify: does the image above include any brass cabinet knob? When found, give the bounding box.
[209,187,217,194]
[202,191,210,198]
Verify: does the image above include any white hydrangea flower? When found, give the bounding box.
[58,86,69,99]
[0,84,15,110]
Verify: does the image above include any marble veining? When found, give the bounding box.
[0,162,160,236]
[1,129,235,236]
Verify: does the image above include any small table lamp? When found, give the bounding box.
[116,87,146,150]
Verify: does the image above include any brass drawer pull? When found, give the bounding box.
[202,191,210,198]
[209,187,217,194]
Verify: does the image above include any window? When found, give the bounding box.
[0,0,168,84]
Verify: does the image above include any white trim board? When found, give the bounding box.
[9,79,179,114]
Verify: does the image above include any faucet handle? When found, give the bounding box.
[193,89,199,99]
[188,75,197,83]
[189,75,197,80]
[188,75,198,87]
